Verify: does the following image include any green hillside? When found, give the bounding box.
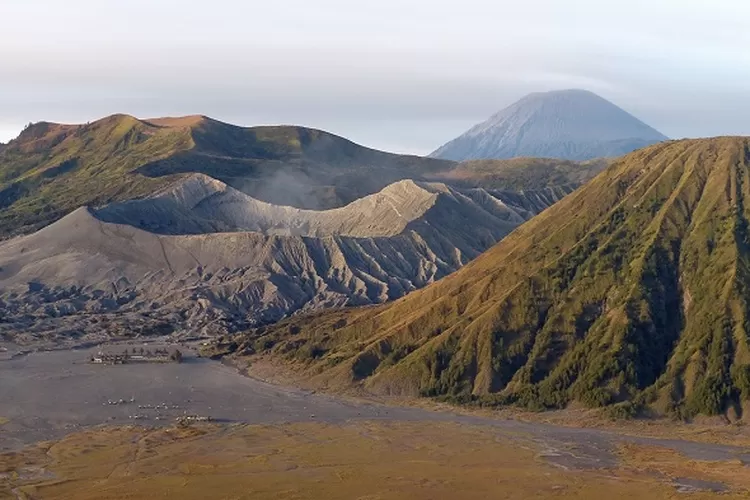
[229,137,750,419]
[0,115,451,237]
[0,116,190,236]
[430,157,609,190]
[0,115,602,238]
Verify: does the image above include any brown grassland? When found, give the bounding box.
[2,420,749,499]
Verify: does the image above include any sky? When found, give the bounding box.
[2,0,750,154]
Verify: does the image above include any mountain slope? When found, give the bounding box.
[234,137,750,418]
[0,116,191,237]
[429,157,610,191]
[0,114,605,239]
[0,115,453,237]
[96,175,445,237]
[431,89,668,161]
[0,176,572,343]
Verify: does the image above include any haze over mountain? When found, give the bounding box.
[233,137,750,418]
[0,174,573,343]
[431,89,668,162]
[0,114,604,238]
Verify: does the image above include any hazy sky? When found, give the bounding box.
[2,0,750,154]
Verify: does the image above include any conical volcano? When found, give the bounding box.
[431,89,668,161]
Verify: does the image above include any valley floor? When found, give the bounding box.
[3,421,749,499]
[2,341,750,498]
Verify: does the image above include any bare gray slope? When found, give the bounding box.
[95,174,442,237]
[0,176,572,343]
[432,89,668,161]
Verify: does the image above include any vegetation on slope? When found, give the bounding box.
[0,116,191,236]
[230,137,750,418]
[430,157,609,190]
[0,115,452,237]
[0,114,602,238]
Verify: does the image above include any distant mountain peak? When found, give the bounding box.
[432,89,667,161]
[529,88,596,96]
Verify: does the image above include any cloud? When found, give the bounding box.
[2,0,750,152]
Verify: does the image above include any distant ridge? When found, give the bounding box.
[0,114,454,237]
[0,113,605,238]
[431,89,668,161]
[144,115,209,128]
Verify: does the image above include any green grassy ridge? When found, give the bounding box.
[0,114,449,237]
[428,157,609,191]
[0,114,601,238]
[233,137,750,418]
[0,116,193,236]
[0,115,460,237]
